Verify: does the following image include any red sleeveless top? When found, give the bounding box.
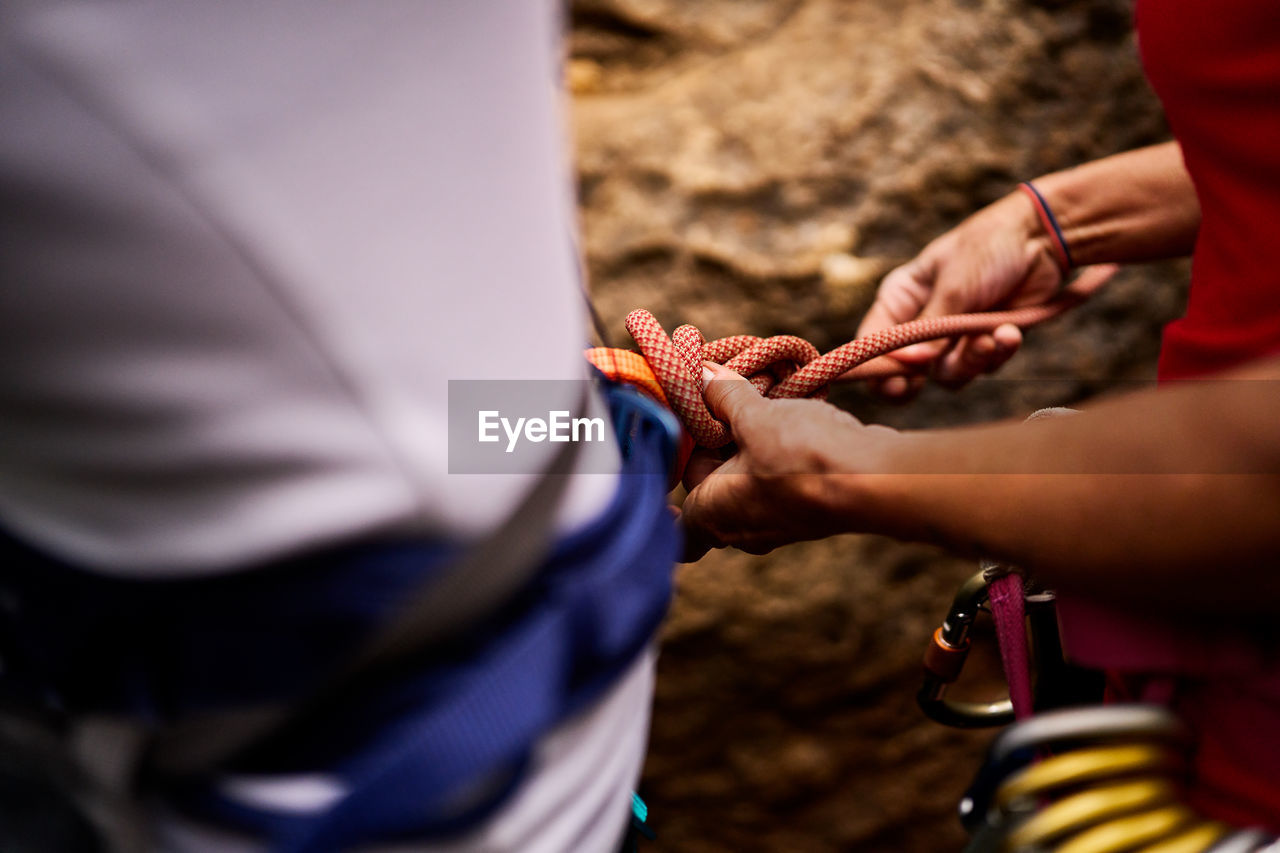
[1141,0,1280,379]
[1058,0,1280,831]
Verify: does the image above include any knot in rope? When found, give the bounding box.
[594,290,1086,451]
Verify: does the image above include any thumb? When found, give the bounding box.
[701,362,766,429]
[884,336,950,365]
[1064,263,1120,298]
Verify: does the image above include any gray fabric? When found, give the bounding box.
[0,0,616,573]
[1025,406,1080,422]
[0,3,646,849]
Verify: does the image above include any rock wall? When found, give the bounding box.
[570,1,1187,850]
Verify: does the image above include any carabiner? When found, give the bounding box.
[918,568,1016,728]
[959,705,1193,843]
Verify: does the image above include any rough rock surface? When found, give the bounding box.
[570,1,1186,850]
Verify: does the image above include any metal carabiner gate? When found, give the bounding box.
[918,568,1017,728]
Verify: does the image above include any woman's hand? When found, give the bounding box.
[858,192,1116,399]
[854,143,1200,399]
[680,363,899,560]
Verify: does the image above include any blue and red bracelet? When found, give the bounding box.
[1018,181,1074,275]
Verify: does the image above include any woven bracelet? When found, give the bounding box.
[1018,181,1074,275]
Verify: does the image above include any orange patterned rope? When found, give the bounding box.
[621,288,1087,449]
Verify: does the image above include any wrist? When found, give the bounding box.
[1017,182,1074,275]
[1032,144,1200,264]
[831,426,926,540]
[840,428,988,551]
[988,189,1065,286]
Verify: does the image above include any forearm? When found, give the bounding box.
[1031,141,1201,266]
[849,358,1280,608]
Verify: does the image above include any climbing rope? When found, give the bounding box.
[604,285,1089,449]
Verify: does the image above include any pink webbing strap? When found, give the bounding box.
[988,573,1034,720]
[984,409,1077,722]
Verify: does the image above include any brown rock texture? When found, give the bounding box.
[570,1,1189,850]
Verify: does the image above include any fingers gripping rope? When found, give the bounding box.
[623,289,1087,450]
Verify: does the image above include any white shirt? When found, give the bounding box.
[0,3,645,850]
[0,0,620,575]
